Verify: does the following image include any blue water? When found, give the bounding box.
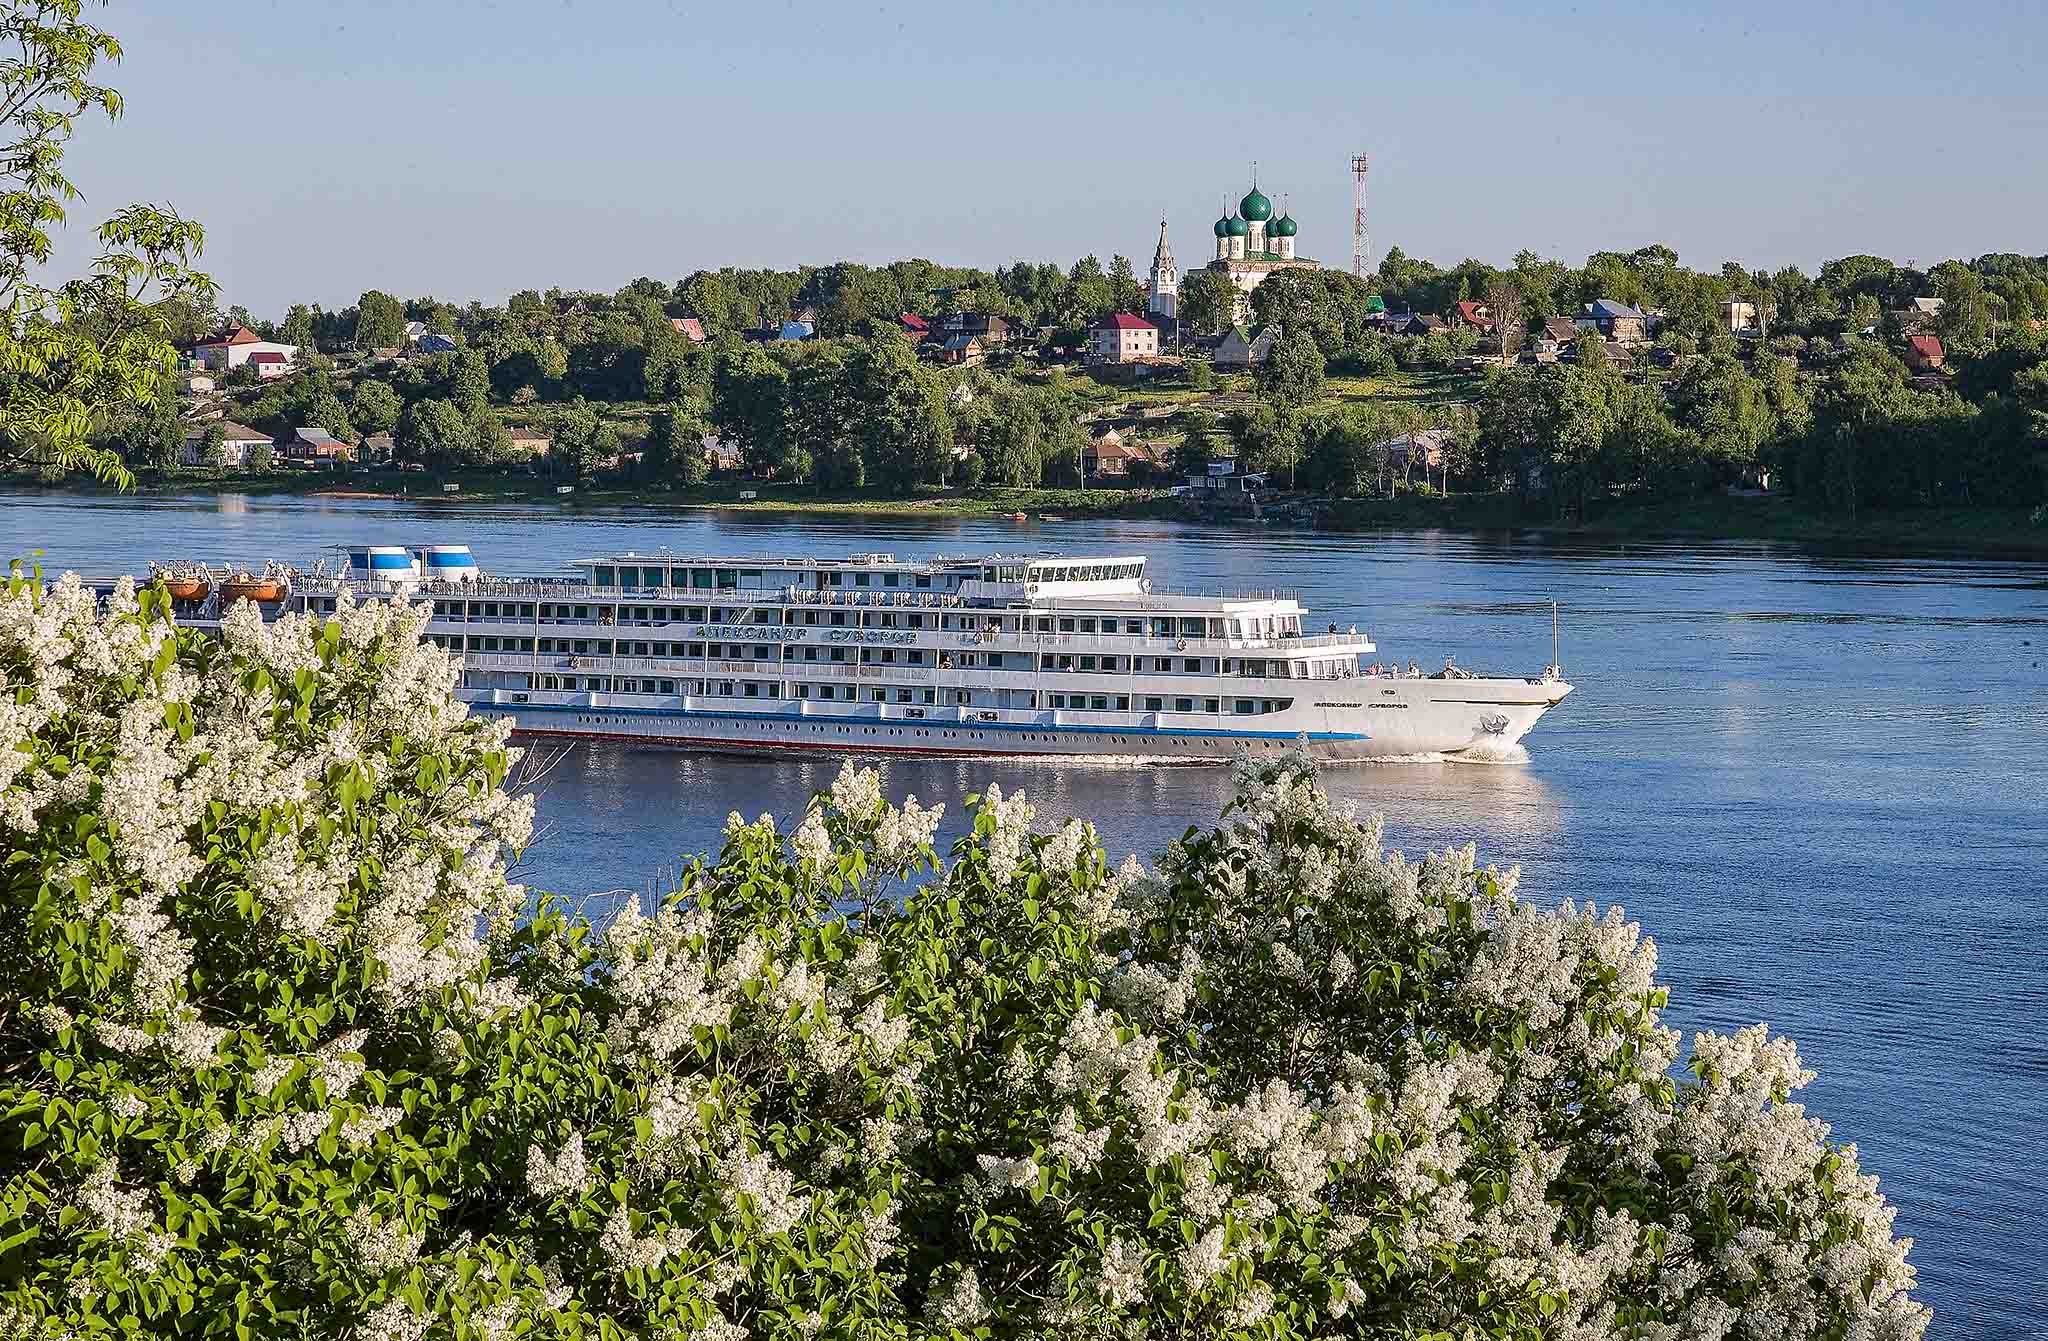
[9,490,2046,1337]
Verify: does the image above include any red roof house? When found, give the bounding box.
[1452,300,1495,332]
[899,312,931,337]
[1904,335,1945,373]
[670,317,706,342]
[1087,312,1160,365]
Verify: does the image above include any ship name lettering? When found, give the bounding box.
[824,629,917,646]
[694,624,806,642]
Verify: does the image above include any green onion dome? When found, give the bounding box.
[1271,214,1297,238]
[1226,214,1250,238]
[1214,214,1233,238]
[1239,188,1273,222]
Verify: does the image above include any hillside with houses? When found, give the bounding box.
[58,242,2048,538]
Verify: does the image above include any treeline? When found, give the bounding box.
[124,240,2048,513]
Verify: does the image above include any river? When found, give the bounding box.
[7,489,2045,1337]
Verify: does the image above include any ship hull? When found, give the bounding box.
[461,677,1570,765]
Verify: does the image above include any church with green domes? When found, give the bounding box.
[1207,175,1319,322]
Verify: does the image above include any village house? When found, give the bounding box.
[938,312,1011,345]
[1904,335,1946,373]
[247,350,290,380]
[180,420,271,468]
[897,312,931,341]
[189,327,297,373]
[1721,298,1759,334]
[1575,299,1649,344]
[285,427,350,466]
[417,332,458,354]
[403,321,427,345]
[180,372,216,396]
[701,434,743,473]
[1083,428,1158,479]
[1087,312,1159,365]
[1402,313,1446,337]
[670,318,707,343]
[773,320,813,342]
[937,333,985,366]
[1890,297,1945,334]
[1213,324,1277,369]
[1188,459,1266,493]
[1450,300,1495,334]
[361,433,396,460]
[506,428,551,456]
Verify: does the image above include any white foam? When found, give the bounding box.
[1445,740,1532,764]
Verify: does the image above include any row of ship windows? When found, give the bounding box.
[401,598,1289,641]
[530,676,1292,715]
[591,567,954,591]
[581,562,1144,591]
[439,635,1323,679]
[560,721,1305,748]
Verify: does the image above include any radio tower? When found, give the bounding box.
[1350,153,1370,278]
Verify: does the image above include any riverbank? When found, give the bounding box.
[9,472,2045,555]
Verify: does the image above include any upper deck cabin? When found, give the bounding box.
[568,551,1148,605]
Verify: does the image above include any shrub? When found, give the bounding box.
[0,573,1929,1340]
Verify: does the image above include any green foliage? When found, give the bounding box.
[353,290,406,351]
[1256,327,1327,415]
[198,421,226,476]
[0,2,213,486]
[549,397,616,481]
[0,577,1930,1340]
[348,379,401,437]
[396,397,474,469]
[1175,270,1233,339]
[641,404,709,488]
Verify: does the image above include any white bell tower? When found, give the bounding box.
[1147,218,1177,320]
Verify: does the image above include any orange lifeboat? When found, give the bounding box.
[163,575,210,601]
[220,576,287,604]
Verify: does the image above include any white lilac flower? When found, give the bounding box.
[526,1132,591,1199]
[928,1265,988,1328]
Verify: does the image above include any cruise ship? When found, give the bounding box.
[146,546,1574,763]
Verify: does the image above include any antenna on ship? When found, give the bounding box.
[1549,599,1563,680]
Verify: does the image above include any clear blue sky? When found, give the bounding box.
[48,0,2048,316]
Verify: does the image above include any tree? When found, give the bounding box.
[551,398,613,480]
[353,290,406,350]
[451,348,490,416]
[349,379,401,436]
[1256,326,1328,424]
[846,336,952,494]
[1486,278,1526,360]
[118,394,183,475]
[199,420,227,475]
[245,440,273,472]
[396,397,473,468]
[710,341,793,478]
[0,577,1930,1341]
[277,303,315,352]
[642,404,709,488]
[307,391,354,445]
[1106,254,1139,312]
[1177,269,1233,338]
[0,2,212,485]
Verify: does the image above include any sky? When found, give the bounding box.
[43,0,2048,317]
